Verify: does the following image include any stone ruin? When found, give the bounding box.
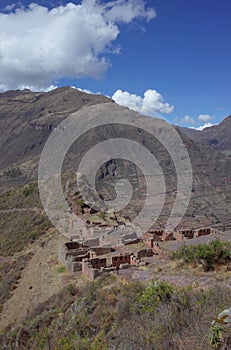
[59,240,113,273]
[144,227,217,244]
[59,219,218,280]
[59,238,155,280]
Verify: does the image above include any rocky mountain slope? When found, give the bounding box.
[178,115,231,158]
[0,87,110,169]
[0,88,231,349]
[1,273,231,350]
[0,87,111,192]
[0,87,231,229]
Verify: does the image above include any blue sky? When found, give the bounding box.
[0,0,230,128]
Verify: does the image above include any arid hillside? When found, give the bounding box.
[0,87,111,192]
[0,90,231,349]
[0,88,231,229]
[178,115,231,158]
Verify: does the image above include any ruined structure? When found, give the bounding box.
[144,227,217,243]
[59,241,113,273]
[59,218,218,280]
[59,238,156,279]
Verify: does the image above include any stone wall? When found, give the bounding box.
[137,248,154,259]
[66,256,82,273]
[124,238,141,245]
[178,229,194,239]
[144,227,217,244]
[66,248,89,258]
[90,258,107,269]
[163,232,174,241]
[82,258,100,280]
[90,246,112,255]
[84,237,100,247]
[195,227,217,237]
[59,243,69,266]
[147,229,164,236]
[173,231,184,241]
[112,253,132,267]
[130,255,140,266]
[65,241,81,250]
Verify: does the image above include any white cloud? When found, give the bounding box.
[112,89,174,116]
[103,0,155,23]
[72,86,105,95]
[182,115,194,125]
[75,87,94,95]
[0,1,155,91]
[198,114,212,122]
[3,4,17,12]
[18,84,58,92]
[191,122,216,131]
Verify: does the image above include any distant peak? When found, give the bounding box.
[221,115,231,124]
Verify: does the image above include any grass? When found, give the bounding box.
[0,182,53,256]
[56,265,66,274]
[0,182,42,210]
[172,239,231,271]
[1,275,231,349]
[0,252,33,308]
[0,211,52,256]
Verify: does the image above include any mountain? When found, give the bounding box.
[0,88,231,348]
[0,87,111,192]
[0,87,111,169]
[0,87,231,230]
[177,115,231,158]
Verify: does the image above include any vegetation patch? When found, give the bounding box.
[0,253,33,308]
[56,265,66,274]
[172,239,231,271]
[0,182,42,210]
[1,276,231,349]
[3,167,23,179]
[0,211,52,256]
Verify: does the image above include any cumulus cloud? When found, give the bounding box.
[72,86,93,94]
[112,89,174,116]
[14,84,58,92]
[104,0,155,23]
[0,0,155,91]
[191,122,216,131]
[198,114,212,122]
[182,115,194,125]
[74,86,104,95]
[3,4,17,12]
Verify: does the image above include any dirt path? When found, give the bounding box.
[161,231,231,252]
[0,207,43,214]
[0,233,81,331]
[118,266,231,288]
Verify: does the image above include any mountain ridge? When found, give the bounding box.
[177,115,231,158]
[0,87,231,229]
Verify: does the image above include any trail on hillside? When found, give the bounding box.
[0,207,42,213]
[0,233,84,331]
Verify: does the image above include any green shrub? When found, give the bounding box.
[76,198,85,207]
[1,279,231,350]
[172,239,231,271]
[136,280,175,313]
[3,167,23,178]
[209,323,225,348]
[23,183,37,197]
[98,212,106,220]
[57,265,66,273]
[67,283,77,296]
[172,244,195,265]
